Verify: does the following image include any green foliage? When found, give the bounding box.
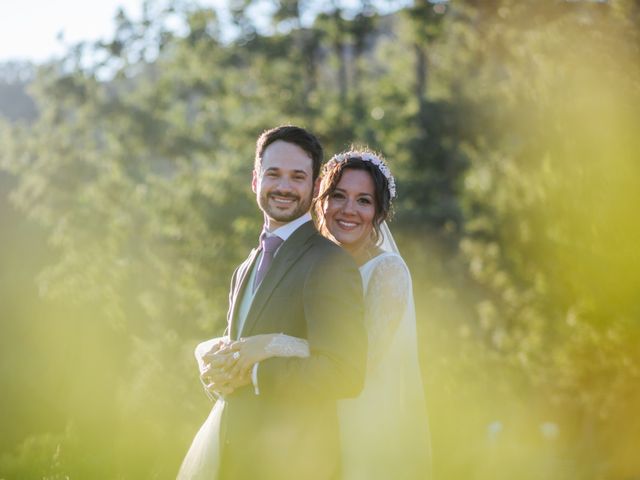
[1,0,639,478]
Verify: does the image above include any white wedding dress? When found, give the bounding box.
[178,224,431,479]
[177,340,227,480]
[338,249,431,479]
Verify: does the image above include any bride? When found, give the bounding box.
[179,148,431,479]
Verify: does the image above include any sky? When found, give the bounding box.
[0,0,406,64]
[0,0,224,63]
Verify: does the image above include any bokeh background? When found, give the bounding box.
[1,0,639,478]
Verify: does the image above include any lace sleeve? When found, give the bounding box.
[265,333,310,358]
[365,255,410,370]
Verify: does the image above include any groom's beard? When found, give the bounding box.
[259,190,313,224]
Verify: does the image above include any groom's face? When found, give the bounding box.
[252,140,317,230]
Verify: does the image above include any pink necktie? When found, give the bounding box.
[253,234,284,292]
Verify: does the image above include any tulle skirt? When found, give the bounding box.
[177,399,225,480]
[338,319,432,480]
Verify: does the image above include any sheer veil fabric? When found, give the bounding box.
[177,222,431,479]
[379,220,399,253]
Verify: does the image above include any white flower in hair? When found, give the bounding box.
[326,150,397,199]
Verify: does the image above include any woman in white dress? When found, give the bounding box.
[178,148,431,479]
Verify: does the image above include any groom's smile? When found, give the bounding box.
[267,192,301,216]
[269,192,298,206]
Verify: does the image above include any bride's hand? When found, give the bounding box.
[226,334,279,378]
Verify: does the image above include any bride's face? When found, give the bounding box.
[323,168,376,256]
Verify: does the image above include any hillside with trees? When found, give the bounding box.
[1,0,639,478]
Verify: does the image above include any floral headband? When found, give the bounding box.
[325,150,397,199]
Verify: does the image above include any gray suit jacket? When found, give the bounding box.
[219,221,367,480]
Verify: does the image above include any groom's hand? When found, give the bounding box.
[201,349,251,395]
[223,367,252,392]
[201,350,233,394]
[201,362,229,393]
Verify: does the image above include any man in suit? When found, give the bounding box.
[202,125,367,480]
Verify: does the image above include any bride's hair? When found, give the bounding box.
[314,146,394,245]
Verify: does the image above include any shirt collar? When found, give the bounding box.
[265,212,312,242]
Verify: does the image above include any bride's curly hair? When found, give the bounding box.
[314,146,394,245]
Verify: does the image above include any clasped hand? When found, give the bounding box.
[199,335,275,396]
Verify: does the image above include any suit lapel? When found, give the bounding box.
[229,247,260,339]
[240,221,316,337]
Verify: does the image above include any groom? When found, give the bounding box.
[203,125,367,480]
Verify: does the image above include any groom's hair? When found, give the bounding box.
[255,125,324,181]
